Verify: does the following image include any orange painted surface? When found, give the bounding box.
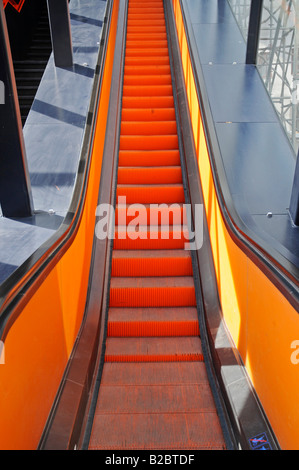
[0,0,120,450]
[172,0,299,449]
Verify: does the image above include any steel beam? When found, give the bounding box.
[246,0,263,64]
[46,0,73,68]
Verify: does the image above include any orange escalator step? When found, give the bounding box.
[107,307,199,337]
[115,202,185,225]
[101,361,209,387]
[89,412,225,450]
[128,11,165,15]
[95,383,218,415]
[109,276,196,308]
[125,56,170,67]
[121,107,175,121]
[104,336,203,362]
[123,74,172,86]
[117,166,182,184]
[126,24,165,33]
[118,149,180,166]
[122,95,173,108]
[119,134,178,151]
[122,84,173,97]
[125,39,168,49]
[116,183,184,203]
[100,361,210,386]
[128,7,165,14]
[121,121,177,136]
[114,223,190,250]
[113,230,188,250]
[127,19,165,27]
[126,35,168,45]
[111,249,192,277]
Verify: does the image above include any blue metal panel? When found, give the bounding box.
[215,122,295,215]
[202,64,278,123]
[183,0,236,24]
[191,22,246,65]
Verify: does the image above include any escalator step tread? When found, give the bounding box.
[104,336,203,362]
[89,412,226,450]
[100,361,209,385]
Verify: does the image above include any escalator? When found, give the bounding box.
[83,0,231,450]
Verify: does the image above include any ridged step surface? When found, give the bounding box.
[88,0,226,451]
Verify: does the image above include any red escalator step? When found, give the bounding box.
[125,41,168,51]
[119,134,178,151]
[122,95,173,108]
[111,249,192,277]
[122,84,173,97]
[118,149,180,166]
[117,166,182,184]
[96,383,217,415]
[89,412,225,450]
[121,121,177,136]
[121,107,175,120]
[125,56,170,66]
[116,183,184,203]
[115,202,185,225]
[123,74,171,86]
[127,20,165,28]
[100,361,210,386]
[128,7,165,15]
[127,13,165,19]
[109,276,196,308]
[104,336,203,362]
[126,25,166,34]
[107,307,199,337]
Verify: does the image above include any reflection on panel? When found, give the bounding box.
[257,0,299,154]
[227,0,251,41]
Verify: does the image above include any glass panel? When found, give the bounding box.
[228,0,252,41]
[257,0,299,154]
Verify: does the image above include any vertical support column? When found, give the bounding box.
[46,0,73,68]
[0,2,33,218]
[289,153,299,226]
[246,0,263,64]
